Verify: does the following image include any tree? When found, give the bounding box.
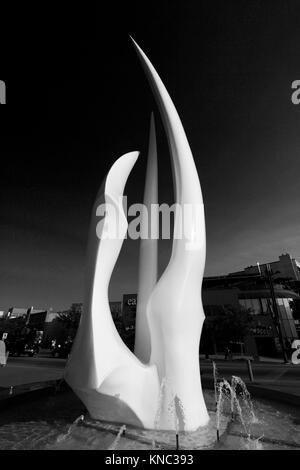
[56,304,82,340]
[202,305,254,354]
[0,316,27,337]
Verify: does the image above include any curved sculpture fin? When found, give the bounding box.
[65,151,141,390]
[131,37,205,260]
[131,39,209,430]
[134,113,158,363]
[65,151,160,429]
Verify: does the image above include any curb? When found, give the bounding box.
[0,379,69,409]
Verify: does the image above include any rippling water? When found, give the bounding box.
[0,389,299,450]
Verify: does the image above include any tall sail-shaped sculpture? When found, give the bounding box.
[134,114,158,363]
[131,38,209,430]
[65,40,209,431]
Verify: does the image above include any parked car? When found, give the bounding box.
[24,342,40,357]
[51,339,73,358]
[7,338,39,357]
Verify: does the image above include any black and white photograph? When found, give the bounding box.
[0,0,300,456]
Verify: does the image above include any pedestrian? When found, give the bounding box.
[224,346,231,361]
[0,339,8,366]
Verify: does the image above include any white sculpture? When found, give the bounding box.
[65,39,209,431]
[134,112,158,364]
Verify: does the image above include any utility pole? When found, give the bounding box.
[265,264,289,364]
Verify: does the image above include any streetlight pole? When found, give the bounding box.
[265,264,289,364]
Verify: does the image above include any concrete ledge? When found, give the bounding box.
[0,379,69,409]
[81,410,229,451]
[80,420,175,450]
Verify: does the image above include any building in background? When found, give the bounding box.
[122,294,137,330]
[41,301,123,347]
[118,280,300,359]
[6,307,47,329]
[43,311,60,347]
[0,307,48,348]
[229,253,300,281]
[6,307,28,320]
[4,253,298,358]
[27,309,48,330]
[42,303,83,347]
[121,294,137,351]
[109,301,122,322]
[202,275,300,358]
[69,303,83,315]
[45,311,59,323]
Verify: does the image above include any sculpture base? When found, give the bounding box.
[74,388,144,429]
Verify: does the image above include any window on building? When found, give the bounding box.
[277,298,295,338]
[239,298,261,314]
[283,299,293,320]
[261,298,271,314]
[251,298,261,315]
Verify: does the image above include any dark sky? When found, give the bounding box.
[1,1,300,312]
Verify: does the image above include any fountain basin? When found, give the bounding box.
[0,387,299,450]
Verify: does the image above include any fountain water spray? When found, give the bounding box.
[231,376,257,424]
[153,378,183,450]
[216,379,250,444]
[57,414,84,443]
[216,381,226,442]
[173,398,179,450]
[108,425,126,450]
[215,372,262,449]
[154,377,166,430]
[245,434,264,450]
[212,361,218,409]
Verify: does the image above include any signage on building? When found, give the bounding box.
[250,325,274,337]
[122,294,137,328]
